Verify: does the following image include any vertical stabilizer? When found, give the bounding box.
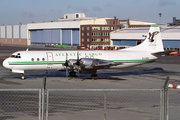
[125,24,164,53]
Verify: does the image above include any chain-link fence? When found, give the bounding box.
[0,88,180,120]
[0,89,41,120]
[168,89,180,120]
[46,89,162,120]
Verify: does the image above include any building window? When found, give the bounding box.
[87,27,89,30]
[87,33,89,36]
[111,27,119,30]
[82,38,84,42]
[97,38,100,42]
[92,38,101,42]
[101,33,109,36]
[82,27,84,30]
[92,27,100,30]
[87,38,89,42]
[101,38,109,42]
[87,44,89,48]
[82,44,84,46]
[102,27,110,30]
[82,33,84,36]
[92,33,100,36]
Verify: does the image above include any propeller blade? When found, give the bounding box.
[65,52,68,77]
[77,51,80,76]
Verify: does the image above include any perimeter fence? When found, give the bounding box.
[0,89,180,120]
[0,89,41,120]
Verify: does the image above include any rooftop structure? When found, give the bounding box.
[168,17,180,26]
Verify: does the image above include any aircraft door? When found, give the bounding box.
[46,52,53,69]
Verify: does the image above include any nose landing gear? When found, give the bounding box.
[20,73,25,80]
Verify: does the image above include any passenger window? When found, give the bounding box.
[37,58,39,61]
[42,58,45,61]
[31,58,34,61]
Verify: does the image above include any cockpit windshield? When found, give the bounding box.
[10,53,21,58]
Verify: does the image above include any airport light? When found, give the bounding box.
[159,13,162,25]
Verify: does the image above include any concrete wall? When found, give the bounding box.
[0,25,27,45]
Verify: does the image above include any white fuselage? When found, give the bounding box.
[2,49,157,73]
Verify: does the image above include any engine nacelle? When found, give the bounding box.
[80,58,94,69]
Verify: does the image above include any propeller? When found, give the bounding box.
[64,52,68,77]
[75,51,80,76]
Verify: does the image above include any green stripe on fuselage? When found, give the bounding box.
[8,59,156,65]
[8,61,65,64]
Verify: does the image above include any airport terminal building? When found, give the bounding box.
[0,13,180,49]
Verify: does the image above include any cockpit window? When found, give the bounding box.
[11,55,16,58]
[10,54,21,58]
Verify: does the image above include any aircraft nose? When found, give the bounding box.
[2,59,9,69]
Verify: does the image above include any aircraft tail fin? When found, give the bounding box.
[125,24,164,53]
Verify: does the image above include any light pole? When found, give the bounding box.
[159,13,162,25]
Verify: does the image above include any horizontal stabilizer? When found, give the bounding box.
[152,51,174,56]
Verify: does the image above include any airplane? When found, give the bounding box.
[2,24,166,79]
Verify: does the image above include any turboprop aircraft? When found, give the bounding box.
[2,24,165,79]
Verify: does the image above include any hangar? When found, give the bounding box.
[110,26,180,50]
[27,13,121,48]
[27,20,80,47]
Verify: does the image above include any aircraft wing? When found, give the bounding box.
[65,58,122,70]
[80,58,122,69]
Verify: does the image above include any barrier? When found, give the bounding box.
[0,87,180,120]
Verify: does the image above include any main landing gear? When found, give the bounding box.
[69,71,77,77]
[20,73,25,80]
[91,74,98,80]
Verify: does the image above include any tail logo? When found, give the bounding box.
[148,31,159,43]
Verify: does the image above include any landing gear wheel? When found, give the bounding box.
[91,74,98,80]
[21,73,25,80]
[69,71,76,77]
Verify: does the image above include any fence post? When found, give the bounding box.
[104,91,107,120]
[160,89,163,120]
[42,75,47,120]
[46,90,49,120]
[163,77,169,120]
[39,89,42,120]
